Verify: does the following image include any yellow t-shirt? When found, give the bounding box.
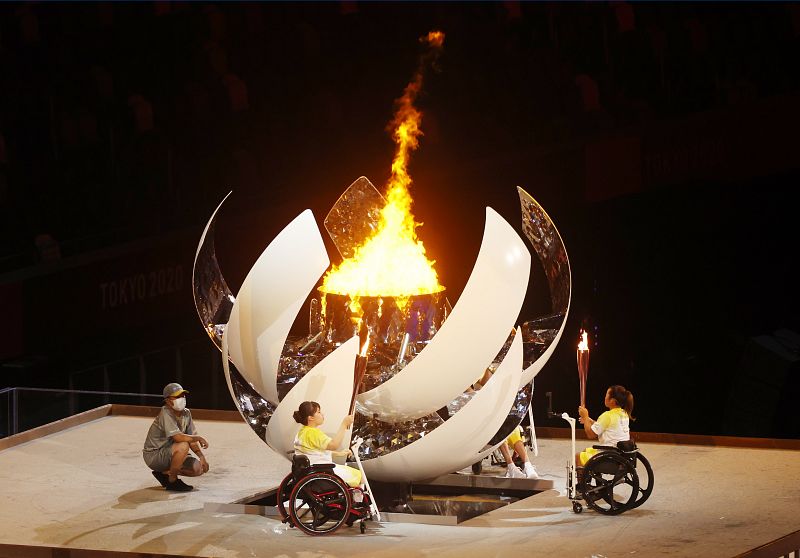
[293,425,363,488]
[579,408,631,466]
[294,425,332,465]
[590,407,630,446]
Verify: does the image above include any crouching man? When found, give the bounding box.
[143,383,209,492]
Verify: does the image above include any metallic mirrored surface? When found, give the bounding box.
[192,191,236,349]
[324,176,386,259]
[222,325,276,441]
[358,329,523,482]
[192,192,276,440]
[517,187,570,316]
[322,292,448,391]
[516,186,572,386]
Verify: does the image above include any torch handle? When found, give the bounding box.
[349,355,368,415]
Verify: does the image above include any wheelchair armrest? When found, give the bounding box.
[616,440,637,452]
[591,445,618,451]
[308,463,336,472]
[291,453,337,478]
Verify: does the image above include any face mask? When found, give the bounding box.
[172,397,186,412]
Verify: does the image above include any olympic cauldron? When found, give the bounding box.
[192,177,571,482]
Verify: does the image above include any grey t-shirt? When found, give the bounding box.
[143,406,196,453]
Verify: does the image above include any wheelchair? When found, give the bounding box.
[276,454,374,535]
[573,439,654,515]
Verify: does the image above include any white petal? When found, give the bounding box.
[226,210,329,404]
[356,208,530,421]
[361,328,524,482]
[265,336,360,459]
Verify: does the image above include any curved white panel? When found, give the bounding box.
[361,329,524,482]
[519,296,571,387]
[194,190,232,264]
[357,208,531,421]
[226,210,329,404]
[265,336,359,460]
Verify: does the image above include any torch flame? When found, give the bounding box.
[578,330,589,351]
[577,329,590,407]
[360,331,371,357]
[321,31,446,299]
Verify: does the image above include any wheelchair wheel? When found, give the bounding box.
[288,473,352,535]
[582,452,639,515]
[630,452,654,509]
[276,473,294,520]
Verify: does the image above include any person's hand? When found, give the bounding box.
[578,406,589,423]
[194,436,209,449]
[342,415,354,429]
[200,456,210,473]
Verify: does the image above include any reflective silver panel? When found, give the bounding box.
[323,176,386,259]
[351,411,445,460]
[517,186,571,317]
[192,191,236,349]
[228,362,277,440]
[192,192,275,438]
[322,292,447,391]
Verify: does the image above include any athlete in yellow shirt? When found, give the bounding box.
[292,401,363,488]
[576,385,635,466]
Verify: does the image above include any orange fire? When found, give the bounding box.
[321,31,446,299]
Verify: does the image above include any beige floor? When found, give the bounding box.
[0,414,798,558]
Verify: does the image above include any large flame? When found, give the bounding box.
[321,31,446,299]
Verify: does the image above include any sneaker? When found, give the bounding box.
[165,478,193,492]
[523,463,539,480]
[504,465,527,479]
[352,489,364,503]
[151,471,169,488]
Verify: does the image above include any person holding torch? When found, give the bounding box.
[292,401,363,488]
[576,385,635,468]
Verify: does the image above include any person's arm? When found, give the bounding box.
[578,406,598,440]
[185,419,209,470]
[171,413,209,448]
[190,440,209,472]
[160,410,207,446]
[171,432,209,447]
[325,415,354,450]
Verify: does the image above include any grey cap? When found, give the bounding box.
[163,382,188,399]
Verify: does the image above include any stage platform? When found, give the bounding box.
[0,405,798,558]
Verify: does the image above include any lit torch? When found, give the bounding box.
[577,330,590,407]
[349,332,371,415]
